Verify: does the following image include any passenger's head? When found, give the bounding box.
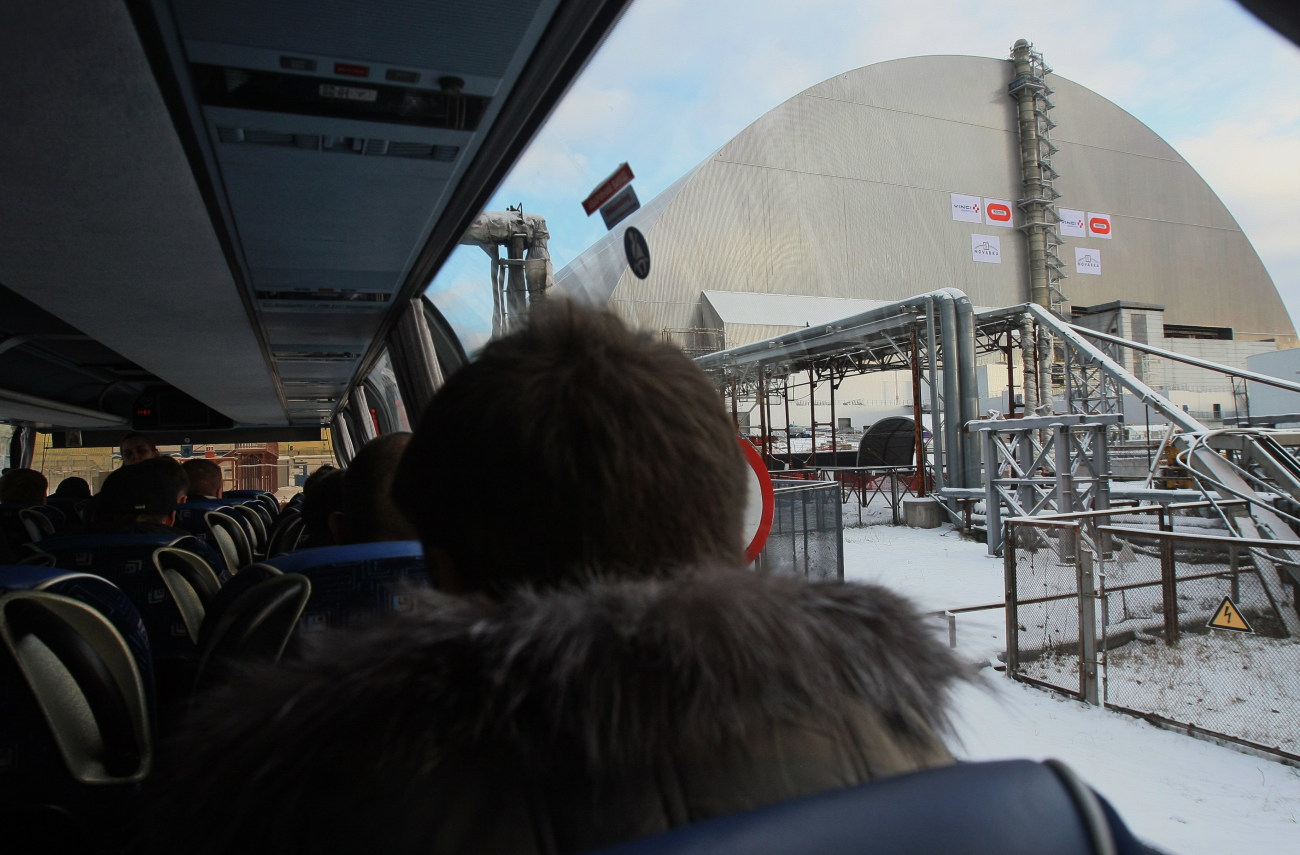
[120,432,160,466]
[53,476,92,498]
[329,433,417,545]
[181,458,224,499]
[95,455,188,525]
[393,299,747,596]
[0,468,48,505]
[299,465,344,548]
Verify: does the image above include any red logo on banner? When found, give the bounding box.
[987,203,1012,222]
[1089,217,1111,235]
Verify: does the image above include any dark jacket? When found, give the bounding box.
[151,569,973,854]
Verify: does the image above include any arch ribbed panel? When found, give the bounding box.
[556,55,1293,345]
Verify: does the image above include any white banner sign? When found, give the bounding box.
[1058,208,1086,238]
[950,193,982,223]
[1075,247,1102,275]
[983,198,1014,227]
[972,234,1002,264]
[1087,212,1113,239]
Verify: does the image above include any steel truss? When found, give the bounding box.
[972,413,1119,554]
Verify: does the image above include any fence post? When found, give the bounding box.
[1003,521,1019,674]
[1078,546,1100,705]
[982,429,1002,554]
[1160,534,1179,646]
[1229,543,1241,603]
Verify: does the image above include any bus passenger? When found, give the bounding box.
[120,431,161,465]
[149,301,971,854]
[327,432,417,545]
[181,458,224,500]
[0,467,50,558]
[0,467,47,505]
[89,456,189,532]
[52,475,92,498]
[297,465,343,547]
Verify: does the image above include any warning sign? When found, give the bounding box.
[1207,597,1254,633]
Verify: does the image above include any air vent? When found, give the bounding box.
[194,63,489,131]
[217,126,460,161]
[274,351,360,362]
[257,289,389,304]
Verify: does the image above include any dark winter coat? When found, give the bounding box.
[150,569,973,854]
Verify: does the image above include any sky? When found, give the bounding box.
[841,521,1300,855]
[428,0,1300,350]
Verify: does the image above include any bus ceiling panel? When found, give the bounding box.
[251,268,405,295]
[0,3,287,428]
[201,106,476,158]
[272,351,362,385]
[261,312,387,352]
[170,0,545,81]
[214,155,449,274]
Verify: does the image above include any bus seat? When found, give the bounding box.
[265,509,305,558]
[0,578,153,848]
[0,566,155,715]
[222,502,269,558]
[44,495,90,526]
[192,565,310,696]
[252,540,429,637]
[223,489,281,523]
[0,504,49,556]
[583,758,1145,855]
[28,534,225,728]
[174,501,252,573]
[26,533,215,666]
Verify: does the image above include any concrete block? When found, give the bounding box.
[902,496,944,529]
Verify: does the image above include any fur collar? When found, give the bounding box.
[247,569,975,769]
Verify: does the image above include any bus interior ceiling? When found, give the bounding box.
[0,0,630,449]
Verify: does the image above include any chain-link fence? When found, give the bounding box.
[1006,503,1300,762]
[758,480,843,581]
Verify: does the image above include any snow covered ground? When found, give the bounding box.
[842,522,1300,854]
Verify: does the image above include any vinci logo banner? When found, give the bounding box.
[1087,212,1113,239]
[983,198,1014,227]
[1058,208,1086,238]
[971,234,1002,264]
[950,193,982,223]
[1075,247,1102,275]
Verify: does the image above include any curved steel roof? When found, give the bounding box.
[556,54,1293,346]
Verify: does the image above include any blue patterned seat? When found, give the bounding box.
[0,566,153,848]
[28,533,220,663]
[253,540,429,636]
[173,500,252,574]
[584,758,1155,855]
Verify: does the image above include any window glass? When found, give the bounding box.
[365,350,412,433]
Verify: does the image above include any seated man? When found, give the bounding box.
[89,456,188,534]
[297,465,343,548]
[119,431,161,466]
[181,458,224,500]
[0,467,51,559]
[82,456,227,579]
[0,467,47,506]
[150,302,971,854]
[327,432,417,545]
